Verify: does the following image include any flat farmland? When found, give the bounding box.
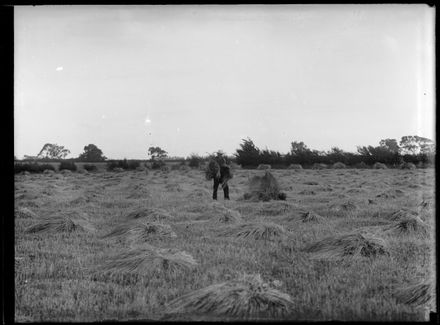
[14,167,436,321]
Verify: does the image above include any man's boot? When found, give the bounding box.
[224,185,230,200]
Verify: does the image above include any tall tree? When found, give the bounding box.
[78,144,107,162]
[287,141,318,165]
[37,143,70,159]
[234,138,260,167]
[260,148,282,165]
[326,147,346,164]
[148,146,168,161]
[400,135,435,155]
[290,141,311,155]
[379,138,400,153]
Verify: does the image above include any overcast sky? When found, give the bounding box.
[14,5,435,159]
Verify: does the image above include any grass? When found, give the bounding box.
[125,207,175,221]
[96,245,197,274]
[14,167,435,321]
[395,279,435,307]
[220,222,289,242]
[102,221,177,242]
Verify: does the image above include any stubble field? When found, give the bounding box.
[14,167,436,321]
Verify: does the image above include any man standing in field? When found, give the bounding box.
[206,156,232,200]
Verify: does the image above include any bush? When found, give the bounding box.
[106,161,119,171]
[312,163,328,169]
[188,154,203,168]
[354,161,369,169]
[400,162,416,170]
[83,164,97,172]
[107,159,140,171]
[332,162,346,169]
[373,162,388,169]
[14,163,56,174]
[127,160,140,170]
[151,160,165,170]
[59,161,77,171]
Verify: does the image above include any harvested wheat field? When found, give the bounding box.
[14,167,435,321]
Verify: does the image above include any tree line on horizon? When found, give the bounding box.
[233,135,435,168]
[16,135,435,168]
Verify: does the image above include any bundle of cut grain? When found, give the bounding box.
[102,221,177,242]
[165,183,182,192]
[329,201,358,212]
[288,164,303,170]
[244,171,285,201]
[43,169,55,175]
[15,207,38,219]
[211,204,242,223]
[399,162,417,170]
[69,196,89,205]
[220,222,288,242]
[373,162,387,169]
[300,211,324,223]
[18,200,39,208]
[98,245,197,274]
[418,199,433,210]
[384,215,430,236]
[257,201,294,216]
[375,189,404,199]
[299,190,315,195]
[303,232,389,260]
[25,212,94,234]
[165,273,294,319]
[395,279,434,307]
[332,162,346,169]
[257,164,271,170]
[113,167,124,172]
[355,161,369,169]
[60,169,73,174]
[125,207,174,222]
[386,209,418,221]
[187,188,212,200]
[205,160,220,180]
[344,188,366,194]
[312,163,328,169]
[217,210,242,223]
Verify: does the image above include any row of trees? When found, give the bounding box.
[18,135,435,168]
[235,136,435,167]
[20,144,170,163]
[20,143,107,162]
